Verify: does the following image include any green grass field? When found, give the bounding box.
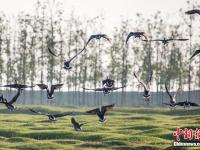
[0,105,199,150]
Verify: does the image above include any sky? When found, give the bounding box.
[0,0,192,33]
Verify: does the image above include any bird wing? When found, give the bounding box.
[1,84,33,89]
[147,71,153,89]
[53,112,72,118]
[112,86,126,90]
[189,102,199,106]
[8,89,21,104]
[165,83,173,102]
[173,87,180,101]
[50,84,63,95]
[83,87,104,91]
[101,104,115,114]
[85,35,96,47]
[51,84,64,90]
[68,48,85,63]
[48,47,58,57]
[185,9,200,15]
[37,84,48,90]
[134,72,148,90]
[190,49,200,60]
[102,34,111,43]
[141,34,148,41]
[80,122,87,126]
[172,38,189,41]
[29,108,48,116]
[175,102,185,106]
[86,108,100,114]
[149,39,163,42]
[126,32,134,44]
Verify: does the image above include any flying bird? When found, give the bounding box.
[185,9,200,15]
[29,108,72,121]
[86,104,115,123]
[190,49,200,60]
[71,117,87,131]
[175,100,199,109]
[83,86,126,95]
[63,48,86,71]
[163,83,180,110]
[36,84,63,99]
[48,47,58,57]
[0,88,22,111]
[85,34,111,48]
[102,77,115,88]
[134,71,153,102]
[126,32,147,44]
[143,38,188,45]
[1,81,34,89]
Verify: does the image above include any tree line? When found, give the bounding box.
[0,0,199,96]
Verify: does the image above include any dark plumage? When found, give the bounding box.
[0,88,22,111]
[85,34,111,48]
[126,32,147,44]
[185,9,200,15]
[29,108,72,121]
[143,38,188,45]
[102,77,115,88]
[86,104,114,123]
[71,117,87,131]
[134,71,153,102]
[190,49,200,60]
[175,100,199,108]
[36,84,63,99]
[1,81,34,89]
[83,85,126,95]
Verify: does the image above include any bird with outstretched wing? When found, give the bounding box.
[36,84,63,99]
[134,71,153,102]
[29,108,72,121]
[0,88,22,111]
[83,85,126,95]
[85,34,111,48]
[126,32,147,44]
[143,38,188,45]
[86,104,115,123]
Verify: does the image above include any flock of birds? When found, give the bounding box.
[0,9,200,131]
